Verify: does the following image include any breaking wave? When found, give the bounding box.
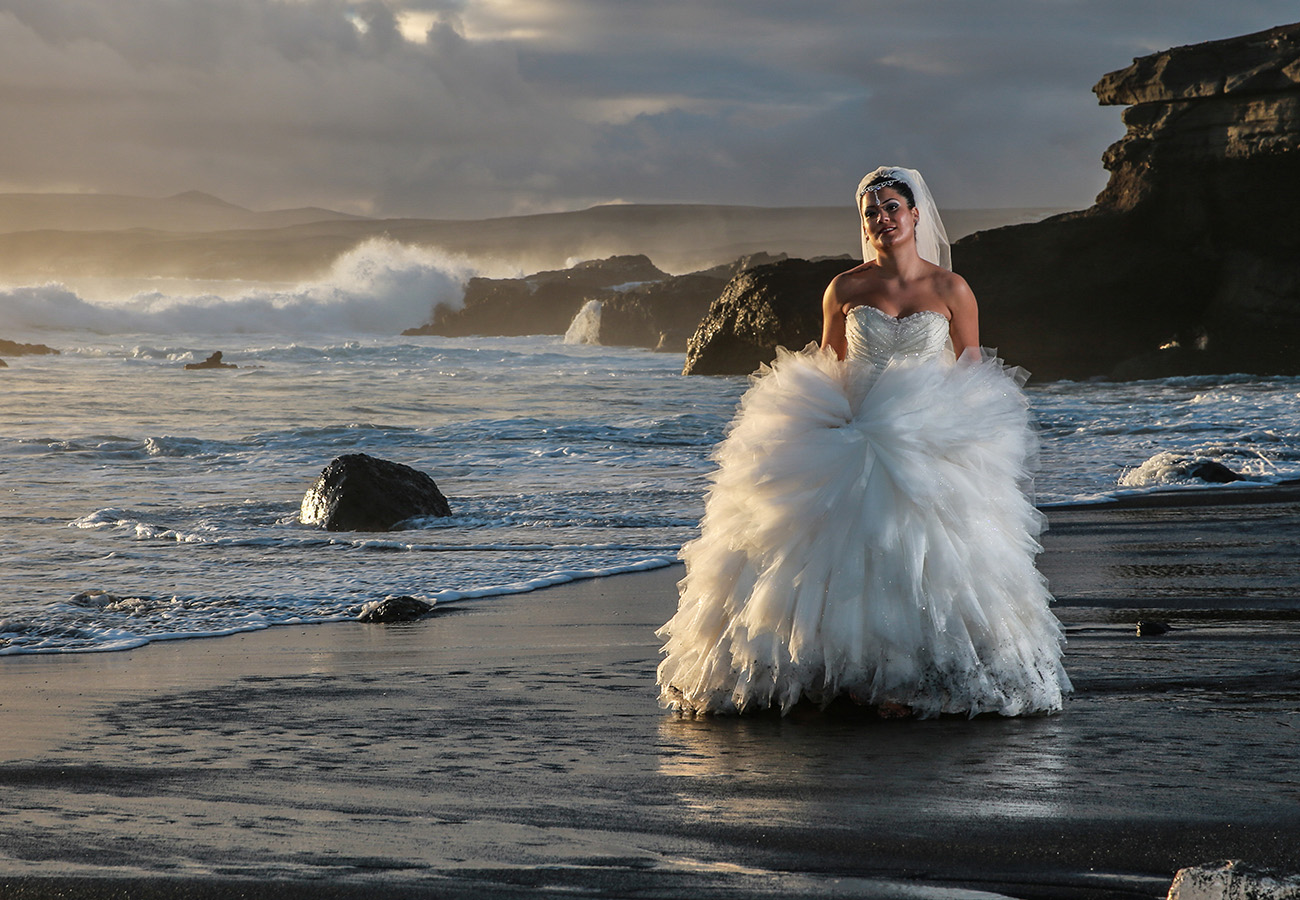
[0,238,482,335]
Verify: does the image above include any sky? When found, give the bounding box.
[0,0,1294,219]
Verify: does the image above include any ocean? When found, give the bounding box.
[3,240,1299,655]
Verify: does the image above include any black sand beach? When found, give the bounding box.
[2,487,1299,899]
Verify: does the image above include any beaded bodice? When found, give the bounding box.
[845,305,952,369]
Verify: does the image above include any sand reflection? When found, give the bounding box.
[657,710,1072,827]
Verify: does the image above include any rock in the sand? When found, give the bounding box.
[301,453,451,532]
[1185,461,1243,484]
[357,595,435,622]
[1122,453,1245,488]
[1136,620,1173,637]
[1167,859,1300,900]
[68,589,125,607]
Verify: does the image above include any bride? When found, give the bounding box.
[656,166,1071,718]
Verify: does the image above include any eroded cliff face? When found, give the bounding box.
[958,22,1300,380]
[687,23,1300,379]
[1094,23,1300,211]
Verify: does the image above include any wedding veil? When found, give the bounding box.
[857,167,951,271]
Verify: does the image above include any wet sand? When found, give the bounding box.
[2,487,1299,899]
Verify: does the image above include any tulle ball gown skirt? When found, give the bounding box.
[656,343,1072,718]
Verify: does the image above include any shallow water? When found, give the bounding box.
[3,263,1299,654]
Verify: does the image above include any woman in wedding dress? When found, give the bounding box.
[656,166,1071,718]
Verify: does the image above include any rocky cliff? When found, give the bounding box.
[960,20,1300,380]
[686,22,1300,379]
[404,255,669,338]
[404,252,786,351]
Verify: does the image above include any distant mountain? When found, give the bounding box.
[0,194,1067,282]
[0,191,369,234]
[166,190,247,208]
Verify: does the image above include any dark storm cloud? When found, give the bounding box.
[0,0,1294,217]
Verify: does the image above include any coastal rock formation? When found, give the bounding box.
[593,275,717,351]
[957,22,1300,380]
[404,251,787,351]
[301,453,451,532]
[684,23,1300,379]
[682,259,850,375]
[601,253,787,352]
[0,339,59,357]
[184,350,237,370]
[404,255,668,338]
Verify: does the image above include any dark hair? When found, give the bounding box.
[863,174,916,208]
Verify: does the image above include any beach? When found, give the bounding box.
[2,487,1298,900]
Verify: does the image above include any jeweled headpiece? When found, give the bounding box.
[855,166,951,270]
[857,177,900,201]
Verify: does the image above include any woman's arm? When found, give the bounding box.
[945,274,980,358]
[821,278,848,360]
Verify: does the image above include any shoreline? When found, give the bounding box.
[2,488,1299,898]
[6,481,1299,662]
[1042,478,1300,510]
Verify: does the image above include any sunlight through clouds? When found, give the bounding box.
[0,0,1293,217]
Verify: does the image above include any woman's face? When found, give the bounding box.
[861,186,919,253]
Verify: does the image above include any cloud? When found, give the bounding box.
[0,0,1294,217]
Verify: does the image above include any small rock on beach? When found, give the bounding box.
[1168,859,1300,900]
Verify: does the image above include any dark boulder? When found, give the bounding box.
[1185,460,1243,484]
[184,350,237,370]
[682,258,850,375]
[357,595,435,622]
[1135,620,1174,637]
[301,453,452,532]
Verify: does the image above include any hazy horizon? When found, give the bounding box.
[0,190,1067,290]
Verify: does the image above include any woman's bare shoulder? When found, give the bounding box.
[825,264,879,312]
[828,262,879,292]
[931,267,973,295]
[932,268,977,316]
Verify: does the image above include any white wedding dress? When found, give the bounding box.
[656,305,1071,717]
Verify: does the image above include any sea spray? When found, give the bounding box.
[563,300,603,345]
[0,238,483,335]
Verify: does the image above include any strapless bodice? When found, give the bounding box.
[845,305,952,368]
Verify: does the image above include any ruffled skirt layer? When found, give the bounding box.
[656,344,1071,717]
